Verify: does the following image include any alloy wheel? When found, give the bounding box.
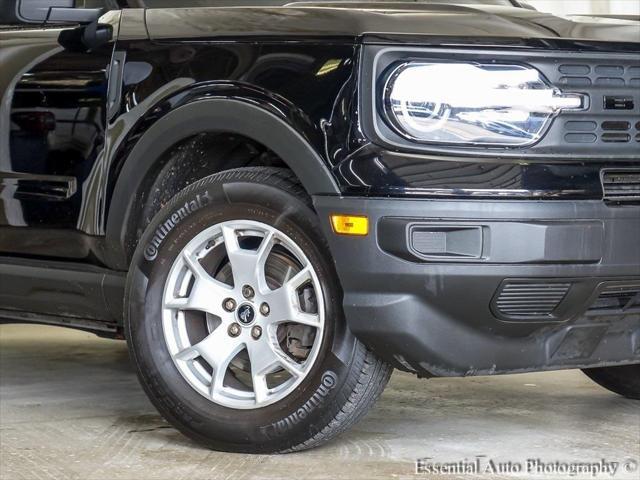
[162,220,325,409]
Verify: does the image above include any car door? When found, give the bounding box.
[0,4,119,262]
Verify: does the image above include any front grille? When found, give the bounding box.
[493,282,571,319]
[501,57,640,155]
[601,169,640,203]
[543,56,640,157]
[588,283,640,314]
[564,120,640,144]
[558,63,640,87]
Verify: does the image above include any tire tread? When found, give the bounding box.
[284,342,393,452]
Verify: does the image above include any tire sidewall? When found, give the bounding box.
[126,171,358,452]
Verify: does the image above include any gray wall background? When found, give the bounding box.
[528,0,640,15]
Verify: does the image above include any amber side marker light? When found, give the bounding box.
[330,214,369,236]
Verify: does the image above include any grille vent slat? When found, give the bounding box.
[602,170,640,203]
[494,282,571,318]
[601,121,630,131]
[602,133,631,143]
[595,77,625,86]
[588,284,640,314]
[559,64,590,75]
[565,119,638,145]
[558,63,636,87]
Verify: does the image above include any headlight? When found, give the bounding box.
[383,62,585,146]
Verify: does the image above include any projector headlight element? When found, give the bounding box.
[383,62,585,146]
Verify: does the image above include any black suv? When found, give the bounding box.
[1,0,639,453]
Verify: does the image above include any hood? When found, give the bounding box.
[145,3,640,46]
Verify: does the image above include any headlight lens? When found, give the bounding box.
[383,62,585,146]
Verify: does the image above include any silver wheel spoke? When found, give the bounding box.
[247,338,280,376]
[164,249,233,317]
[252,374,270,404]
[247,337,303,403]
[247,340,279,403]
[286,265,312,291]
[264,291,321,328]
[289,311,321,328]
[222,226,275,293]
[263,266,320,328]
[254,230,276,293]
[277,353,305,378]
[175,327,244,395]
[174,345,200,362]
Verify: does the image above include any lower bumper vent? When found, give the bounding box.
[493,282,571,320]
[588,283,640,315]
[602,169,640,204]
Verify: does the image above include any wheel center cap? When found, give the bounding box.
[237,303,256,325]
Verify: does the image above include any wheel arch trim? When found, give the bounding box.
[104,97,340,270]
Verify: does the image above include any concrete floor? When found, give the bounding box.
[0,324,638,480]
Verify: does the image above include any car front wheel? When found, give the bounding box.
[125,167,392,453]
[582,364,640,400]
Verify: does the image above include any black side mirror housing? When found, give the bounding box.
[58,22,114,52]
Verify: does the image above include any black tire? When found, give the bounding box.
[125,167,392,453]
[582,365,640,400]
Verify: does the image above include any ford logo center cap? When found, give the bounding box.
[237,304,256,325]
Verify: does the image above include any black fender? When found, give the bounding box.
[104,97,340,271]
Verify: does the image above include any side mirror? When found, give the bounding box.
[9,0,104,24]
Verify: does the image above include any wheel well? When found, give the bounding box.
[106,97,339,271]
[127,132,299,259]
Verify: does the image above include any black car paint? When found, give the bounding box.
[0,12,121,263]
[0,3,638,374]
[143,5,640,43]
[2,5,639,264]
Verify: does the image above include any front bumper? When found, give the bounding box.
[314,196,640,377]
